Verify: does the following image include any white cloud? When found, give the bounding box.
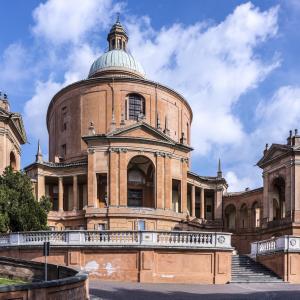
[24,0,119,144]
[225,171,256,192]
[254,86,300,142]
[0,43,29,86]
[32,0,120,45]
[24,78,63,147]
[126,2,280,155]
[22,1,286,193]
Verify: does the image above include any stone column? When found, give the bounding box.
[36,173,45,201]
[200,188,205,219]
[156,152,164,209]
[109,149,118,206]
[58,177,63,212]
[262,173,269,219]
[87,148,97,208]
[73,175,78,211]
[119,149,127,206]
[164,154,172,210]
[181,158,188,213]
[214,187,223,220]
[191,185,196,217]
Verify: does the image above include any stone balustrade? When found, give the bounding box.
[0,230,232,249]
[251,235,300,256]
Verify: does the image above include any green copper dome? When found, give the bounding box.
[88,49,145,78]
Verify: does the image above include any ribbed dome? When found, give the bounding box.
[88,49,145,78]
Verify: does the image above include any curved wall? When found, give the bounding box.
[47,77,193,162]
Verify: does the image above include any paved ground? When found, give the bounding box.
[89,281,300,300]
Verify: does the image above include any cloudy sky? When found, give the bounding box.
[1,0,300,191]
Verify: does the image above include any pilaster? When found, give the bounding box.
[214,187,223,220]
[73,175,78,210]
[87,148,96,207]
[119,148,127,206]
[164,154,172,209]
[109,148,119,206]
[191,185,196,217]
[155,152,164,209]
[58,177,63,212]
[200,188,205,219]
[181,158,188,213]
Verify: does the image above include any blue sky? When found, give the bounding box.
[1,0,300,191]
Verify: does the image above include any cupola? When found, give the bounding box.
[88,16,145,79]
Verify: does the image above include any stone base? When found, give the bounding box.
[0,246,232,284]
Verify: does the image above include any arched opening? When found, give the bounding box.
[126,93,145,121]
[251,201,260,228]
[272,177,285,220]
[127,156,155,208]
[240,204,248,229]
[224,204,236,231]
[9,151,16,170]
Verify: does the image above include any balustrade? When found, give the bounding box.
[251,235,300,256]
[0,230,232,249]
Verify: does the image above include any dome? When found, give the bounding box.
[88,49,145,78]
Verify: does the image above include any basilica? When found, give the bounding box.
[1,18,300,255]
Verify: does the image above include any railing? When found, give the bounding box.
[0,231,232,250]
[251,235,300,256]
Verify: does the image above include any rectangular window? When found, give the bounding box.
[61,106,68,131]
[61,144,66,156]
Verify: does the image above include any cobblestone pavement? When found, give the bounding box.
[89,280,300,300]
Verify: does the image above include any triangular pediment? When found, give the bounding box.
[108,122,175,144]
[257,144,290,167]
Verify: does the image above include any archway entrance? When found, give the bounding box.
[272,177,285,220]
[240,204,248,229]
[224,204,236,230]
[127,156,155,208]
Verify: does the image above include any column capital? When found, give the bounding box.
[109,147,127,153]
[155,151,166,157]
[87,148,95,154]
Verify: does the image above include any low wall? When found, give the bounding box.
[256,252,300,283]
[0,230,232,284]
[0,247,231,284]
[251,235,300,283]
[0,256,89,300]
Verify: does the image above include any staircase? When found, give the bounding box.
[231,255,284,283]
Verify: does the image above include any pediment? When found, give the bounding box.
[10,114,27,143]
[108,122,175,144]
[257,144,290,167]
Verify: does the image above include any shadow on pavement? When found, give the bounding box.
[89,287,300,300]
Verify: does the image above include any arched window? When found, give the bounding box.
[9,152,16,170]
[127,94,145,120]
[224,204,236,231]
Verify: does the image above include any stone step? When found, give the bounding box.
[230,255,283,283]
